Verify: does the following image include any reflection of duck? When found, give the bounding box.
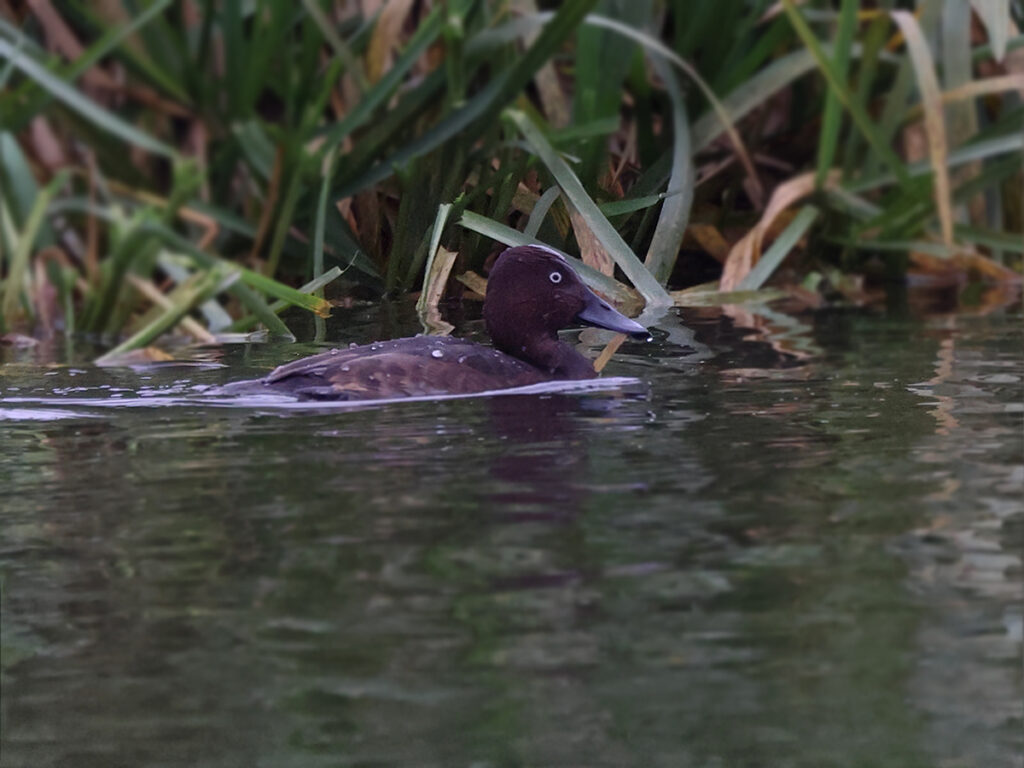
[224,245,648,400]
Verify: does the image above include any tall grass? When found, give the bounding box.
[0,1,1021,355]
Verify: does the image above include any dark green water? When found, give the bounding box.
[1,304,1021,768]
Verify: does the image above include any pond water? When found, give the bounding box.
[1,300,1021,768]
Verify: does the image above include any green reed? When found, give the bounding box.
[0,1,1020,354]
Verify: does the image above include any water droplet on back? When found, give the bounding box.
[431,350,444,359]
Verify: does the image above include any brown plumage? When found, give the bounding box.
[220,245,648,401]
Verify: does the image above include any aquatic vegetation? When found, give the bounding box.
[0,1,1021,355]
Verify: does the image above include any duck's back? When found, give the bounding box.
[244,336,550,400]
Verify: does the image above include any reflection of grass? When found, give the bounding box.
[1,2,1020,355]
[0,627,41,672]
[0,572,44,672]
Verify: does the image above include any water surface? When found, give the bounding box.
[1,303,1021,767]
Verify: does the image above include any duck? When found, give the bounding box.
[220,244,648,400]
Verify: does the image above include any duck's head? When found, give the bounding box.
[483,245,648,377]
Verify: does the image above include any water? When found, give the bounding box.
[1,303,1021,768]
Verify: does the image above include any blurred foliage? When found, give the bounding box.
[0,0,1021,353]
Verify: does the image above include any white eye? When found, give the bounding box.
[549,271,563,284]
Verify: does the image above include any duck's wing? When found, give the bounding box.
[263,337,544,400]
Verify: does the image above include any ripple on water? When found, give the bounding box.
[0,307,1020,768]
[0,407,96,421]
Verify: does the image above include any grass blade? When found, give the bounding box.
[721,171,834,291]
[0,39,179,159]
[599,192,672,216]
[142,223,333,316]
[416,202,453,313]
[225,281,294,339]
[157,251,233,331]
[335,0,599,198]
[523,186,561,239]
[126,272,217,344]
[890,10,953,246]
[585,14,762,205]
[458,210,640,308]
[2,169,68,324]
[318,6,444,153]
[737,205,820,291]
[230,267,343,334]
[781,0,909,186]
[969,0,1013,61]
[300,0,367,92]
[943,2,979,147]
[644,54,693,284]
[0,131,48,236]
[0,0,181,124]
[489,22,850,157]
[95,267,230,363]
[815,0,857,188]
[507,109,671,306]
[941,74,1024,104]
[573,1,654,184]
[847,133,1024,194]
[690,47,816,152]
[312,152,336,287]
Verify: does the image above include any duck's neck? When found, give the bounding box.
[517,335,597,380]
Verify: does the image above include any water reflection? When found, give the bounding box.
[898,315,1023,768]
[1,305,1021,767]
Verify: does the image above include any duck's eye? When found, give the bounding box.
[548,271,563,284]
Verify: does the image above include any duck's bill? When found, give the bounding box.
[576,290,649,339]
